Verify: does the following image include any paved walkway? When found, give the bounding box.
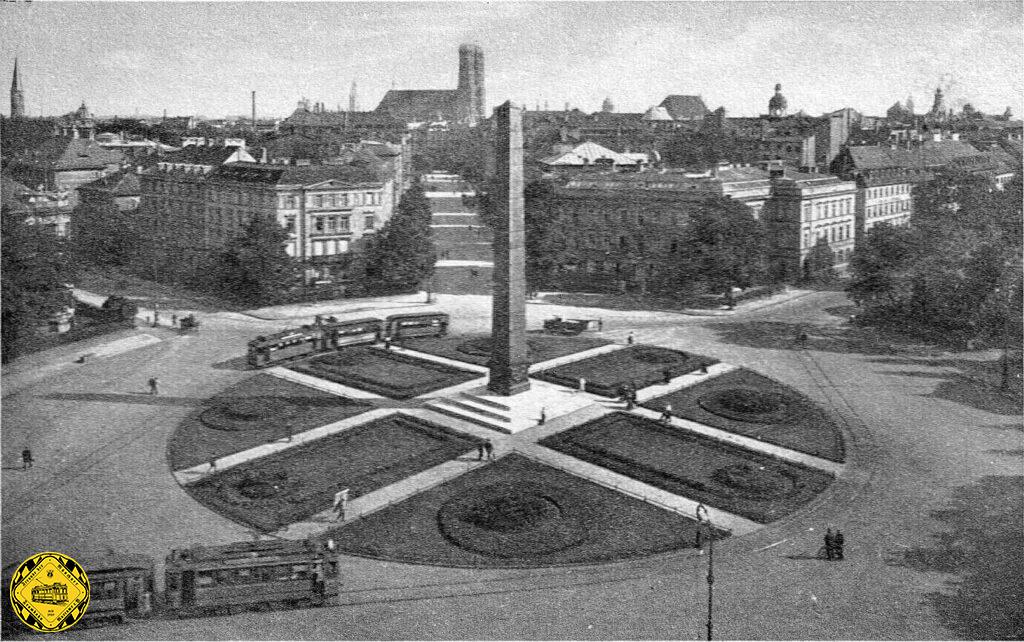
[628,406,846,475]
[514,443,761,535]
[172,408,396,484]
[635,361,737,402]
[528,343,627,373]
[373,345,489,373]
[266,366,384,399]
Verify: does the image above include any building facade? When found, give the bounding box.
[764,169,858,281]
[138,154,393,286]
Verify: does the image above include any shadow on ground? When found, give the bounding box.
[40,392,207,406]
[887,475,1024,640]
[210,356,252,371]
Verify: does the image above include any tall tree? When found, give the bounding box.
[676,200,768,295]
[216,213,297,305]
[522,180,572,290]
[1,205,75,362]
[801,236,838,284]
[362,184,436,295]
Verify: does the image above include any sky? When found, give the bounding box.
[1,1,1021,120]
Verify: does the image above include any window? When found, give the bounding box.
[339,216,351,232]
[315,217,325,233]
[364,215,376,230]
[315,195,323,208]
[324,217,336,233]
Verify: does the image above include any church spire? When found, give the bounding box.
[10,57,25,118]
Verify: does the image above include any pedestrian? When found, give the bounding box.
[597,318,604,332]
[209,457,217,473]
[824,528,836,561]
[484,440,494,461]
[539,407,546,425]
[699,363,709,375]
[695,502,709,523]
[384,336,392,351]
[835,530,845,560]
[627,332,634,345]
[663,368,673,385]
[333,489,349,522]
[578,377,587,393]
[21,448,33,470]
[660,404,673,423]
[148,377,159,395]
[152,312,160,328]
[626,388,636,410]
[476,441,485,460]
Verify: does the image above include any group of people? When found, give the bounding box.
[823,528,846,561]
[476,440,495,461]
[618,383,638,409]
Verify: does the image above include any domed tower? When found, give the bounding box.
[768,83,787,117]
[10,58,25,119]
[456,44,485,124]
[601,96,614,113]
[928,87,946,119]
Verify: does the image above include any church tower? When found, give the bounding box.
[10,58,25,119]
[457,44,485,124]
[768,83,788,117]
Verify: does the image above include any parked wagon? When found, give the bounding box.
[543,317,598,336]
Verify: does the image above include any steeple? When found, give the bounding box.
[10,57,25,119]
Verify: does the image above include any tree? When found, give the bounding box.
[676,200,769,295]
[522,180,572,290]
[847,223,918,311]
[216,213,297,305]
[802,236,837,284]
[1,205,75,362]
[362,184,436,295]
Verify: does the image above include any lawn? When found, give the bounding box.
[533,345,718,396]
[288,346,481,399]
[186,414,483,532]
[402,332,611,367]
[326,454,720,568]
[642,368,845,462]
[167,374,372,469]
[540,412,834,524]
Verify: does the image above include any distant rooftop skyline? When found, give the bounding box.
[1,1,1021,120]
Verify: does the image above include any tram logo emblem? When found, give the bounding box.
[8,552,90,632]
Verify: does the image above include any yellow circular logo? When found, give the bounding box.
[8,552,90,633]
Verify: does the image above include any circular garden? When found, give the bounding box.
[698,387,798,424]
[199,398,299,432]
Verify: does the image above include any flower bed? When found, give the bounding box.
[327,454,720,567]
[168,374,371,469]
[540,412,834,524]
[533,346,718,397]
[642,368,845,462]
[289,346,480,399]
[402,332,611,367]
[186,414,483,532]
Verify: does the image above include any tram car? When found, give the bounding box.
[1,554,155,632]
[246,327,323,368]
[384,312,449,339]
[164,539,339,617]
[80,554,155,626]
[320,317,383,349]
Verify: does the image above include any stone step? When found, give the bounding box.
[443,397,511,423]
[460,391,510,411]
[425,400,514,434]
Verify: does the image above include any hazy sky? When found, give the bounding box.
[1,1,1021,119]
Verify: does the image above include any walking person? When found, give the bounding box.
[476,441,485,461]
[484,440,494,461]
[597,318,603,332]
[663,368,673,385]
[21,448,33,470]
[699,362,709,375]
[384,336,392,351]
[539,407,546,425]
[148,377,159,395]
[660,404,673,424]
[834,530,845,560]
[333,489,349,522]
[823,528,836,561]
[171,314,178,327]
[627,332,634,345]
[578,377,587,393]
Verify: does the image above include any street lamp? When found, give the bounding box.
[694,503,715,641]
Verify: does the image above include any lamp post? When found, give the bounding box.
[706,519,715,641]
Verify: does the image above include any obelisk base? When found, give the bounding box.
[487,362,531,396]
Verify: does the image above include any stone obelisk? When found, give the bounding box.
[487,101,531,395]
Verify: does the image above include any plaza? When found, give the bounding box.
[2,284,1021,639]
